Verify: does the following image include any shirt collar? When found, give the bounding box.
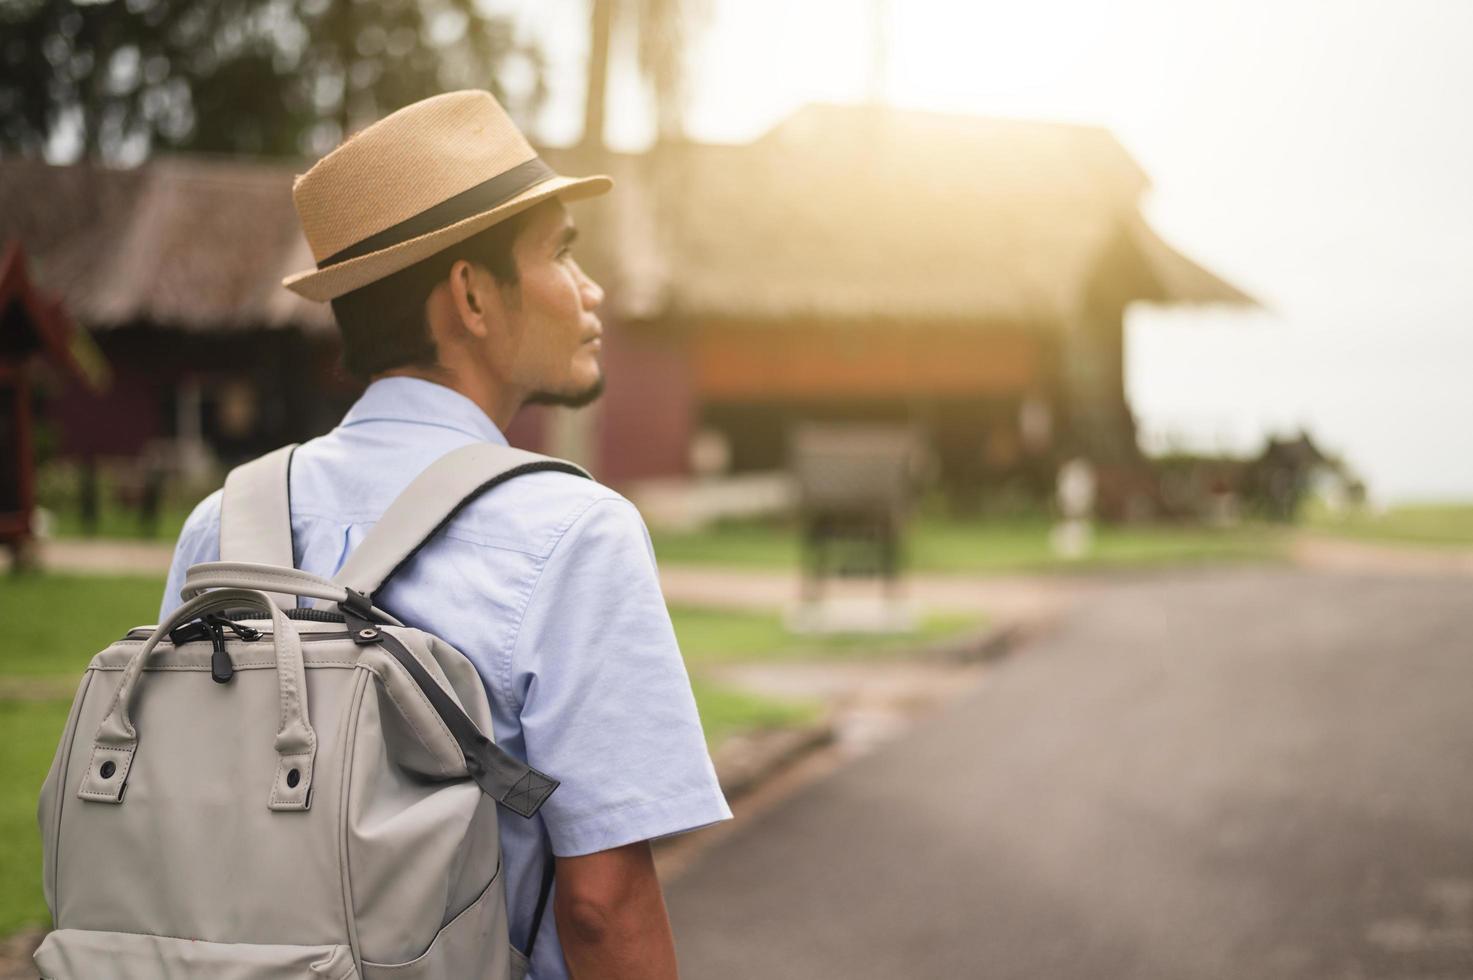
[339,377,509,446]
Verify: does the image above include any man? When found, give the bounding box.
[160,90,731,979]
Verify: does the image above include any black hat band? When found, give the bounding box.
[317,156,556,270]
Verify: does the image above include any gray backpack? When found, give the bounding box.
[36,442,590,979]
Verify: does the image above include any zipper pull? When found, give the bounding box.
[207,621,234,684]
[205,615,263,642]
[223,619,263,642]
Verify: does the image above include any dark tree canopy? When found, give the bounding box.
[0,0,548,163]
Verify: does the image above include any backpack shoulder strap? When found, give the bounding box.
[332,442,591,604]
[219,444,299,608]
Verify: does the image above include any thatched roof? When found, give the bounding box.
[1124,214,1255,307]
[0,156,332,333]
[553,103,1255,326]
[0,102,1251,334]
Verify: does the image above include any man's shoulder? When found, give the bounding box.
[448,467,644,560]
[177,488,224,546]
[184,445,645,562]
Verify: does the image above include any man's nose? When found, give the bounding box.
[580,265,605,310]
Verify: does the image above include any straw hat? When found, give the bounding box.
[283,90,612,302]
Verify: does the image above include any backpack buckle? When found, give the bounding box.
[339,589,381,645]
[340,588,374,619]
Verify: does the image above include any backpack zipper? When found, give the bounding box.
[127,627,354,645]
[207,621,233,683]
[201,616,262,684]
[134,606,357,644]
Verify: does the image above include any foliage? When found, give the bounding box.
[1146,432,1363,524]
[627,0,707,141]
[0,0,545,162]
[579,0,707,146]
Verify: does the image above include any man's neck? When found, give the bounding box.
[375,366,522,432]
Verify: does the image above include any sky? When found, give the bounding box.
[507,0,1473,504]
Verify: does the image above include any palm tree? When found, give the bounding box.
[582,0,708,149]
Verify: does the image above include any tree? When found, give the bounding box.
[581,0,707,149]
[630,0,704,143]
[0,0,547,163]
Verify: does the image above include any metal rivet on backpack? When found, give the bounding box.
[100,761,116,779]
[358,628,378,640]
[287,768,301,788]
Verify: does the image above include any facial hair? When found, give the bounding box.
[525,373,605,409]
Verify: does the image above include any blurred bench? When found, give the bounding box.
[789,423,920,600]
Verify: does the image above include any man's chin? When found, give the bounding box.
[525,374,605,409]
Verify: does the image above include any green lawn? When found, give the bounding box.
[2,573,989,935]
[671,605,985,666]
[651,516,1290,574]
[0,681,810,926]
[45,499,1291,573]
[0,574,171,934]
[0,700,70,935]
[0,574,167,676]
[48,507,193,543]
[1305,501,1473,548]
[689,678,820,747]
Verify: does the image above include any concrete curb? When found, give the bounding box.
[704,619,1025,805]
[710,719,837,800]
[913,621,1026,665]
[0,928,43,980]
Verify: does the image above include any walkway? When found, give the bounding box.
[665,567,1473,978]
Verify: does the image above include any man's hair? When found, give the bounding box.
[330,207,536,382]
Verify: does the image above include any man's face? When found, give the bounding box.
[498,199,606,409]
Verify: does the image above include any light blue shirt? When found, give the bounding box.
[162,377,731,979]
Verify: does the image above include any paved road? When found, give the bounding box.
[666,569,1473,979]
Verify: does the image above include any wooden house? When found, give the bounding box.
[1,103,1252,515]
[552,104,1255,512]
[0,157,346,474]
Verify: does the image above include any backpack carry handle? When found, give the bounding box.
[179,561,404,626]
[76,588,318,813]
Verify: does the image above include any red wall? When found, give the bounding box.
[695,324,1041,400]
[503,403,549,452]
[595,324,694,484]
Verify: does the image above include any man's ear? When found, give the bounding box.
[448,259,493,339]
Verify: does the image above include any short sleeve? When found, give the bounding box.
[510,496,732,857]
[159,490,224,621]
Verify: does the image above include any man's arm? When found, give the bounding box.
[553,841,678,980]
[509,493,730,975]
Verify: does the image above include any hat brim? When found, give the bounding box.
[282,173,613,302]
